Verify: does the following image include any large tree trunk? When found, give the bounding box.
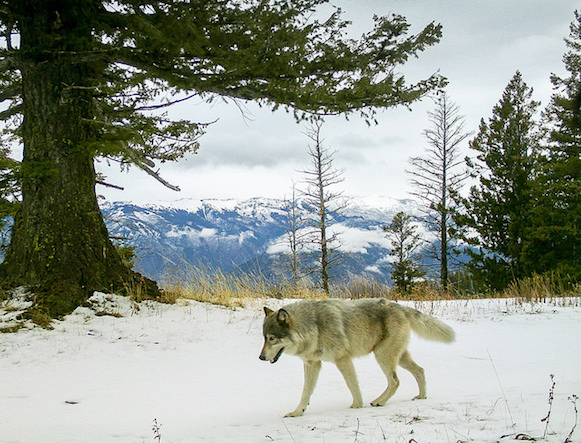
[0,1,159,316]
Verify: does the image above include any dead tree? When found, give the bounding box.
[407,91,470,291]
[283,182,309,285]
[301,121,346,294]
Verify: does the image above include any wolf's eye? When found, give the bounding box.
[268,336,276,343]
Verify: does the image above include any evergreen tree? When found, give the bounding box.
[0,1,444,315]
[408,91,469,291]
[532,11,581,282]
[383,211,425,293]
[459,71,541,290]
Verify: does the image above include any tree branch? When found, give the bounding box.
[118,142,180,191]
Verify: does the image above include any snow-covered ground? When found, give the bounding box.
[1,294,580,443]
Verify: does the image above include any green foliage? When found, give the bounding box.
[459,71,542,290]
[383,212,425,293]
[115,243,137,270]
[0,145,19,249]
[458,32,581,290]
[0,0,445,313]
[455,13,581,291]
[530,10,581,282]
[1,0,446,187]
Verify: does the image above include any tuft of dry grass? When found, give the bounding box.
[161,267,327,308]
[341,278,391,299]
[397,282,459,301]
[502,273,581,303]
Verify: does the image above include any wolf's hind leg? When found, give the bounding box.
[371,345,402,407]
[399,350,426,400]
[335,356,363,408]
[285,360,322,417]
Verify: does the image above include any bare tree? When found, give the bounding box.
[282,182,309,285]
[301,121,346,294]
[407,91,470,291]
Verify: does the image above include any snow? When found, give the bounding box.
[1,294,580,443]
[102,195,413,223]
[127,197,288,219]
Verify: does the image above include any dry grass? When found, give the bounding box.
[502,274,581,301]
[157,267,581,308]
[161,267,328,308]
[341,279,470,302]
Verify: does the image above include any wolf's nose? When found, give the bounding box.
[259,355,266,361]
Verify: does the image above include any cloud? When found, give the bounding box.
[266,224,389,256]
[166,226,217,241]
[331,225,388,254]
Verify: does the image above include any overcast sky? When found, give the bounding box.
[98,0,578,205]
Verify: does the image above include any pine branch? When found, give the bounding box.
[118,142,180,191]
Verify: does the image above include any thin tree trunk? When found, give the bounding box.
[319,192,329,294]
[316,136,330,295]
[441,212,448,291]
[286,184,302,285]
[441,128,448,292]
[440,100,449,292]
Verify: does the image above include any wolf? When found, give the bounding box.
[259,298,455,417]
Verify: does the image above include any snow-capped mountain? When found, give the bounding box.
[101,196,423,284]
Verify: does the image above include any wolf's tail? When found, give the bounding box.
[402,306,455,343]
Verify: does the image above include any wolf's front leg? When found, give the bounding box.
[285,360,322,417]
[335,356,363,409]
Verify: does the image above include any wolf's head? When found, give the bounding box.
[259,307,293,364]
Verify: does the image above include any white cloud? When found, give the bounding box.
[199,228,217,238]
[364,265,382,274]
[165,226,215,241]
[330,225,388,254]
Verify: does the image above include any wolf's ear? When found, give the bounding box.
[264,307,274,316]
[276,309,291,327]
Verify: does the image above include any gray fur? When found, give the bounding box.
[259,299,455,417]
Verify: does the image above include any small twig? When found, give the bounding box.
[281,419,297,443]
[487,350,515,431]
[565,394,578,443]
[354,417,361,443]
[541,374,556,439]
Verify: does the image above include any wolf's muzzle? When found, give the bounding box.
[259,347,285,364]
[271,347,284,364]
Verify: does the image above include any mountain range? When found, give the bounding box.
[101,196,427,285]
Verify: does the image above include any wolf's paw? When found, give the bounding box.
[284,408,305,417]
[412,394,427,400]
[370,398,386,407]
[350,400,363,409]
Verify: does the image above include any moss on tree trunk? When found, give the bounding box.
[0,1,159,317]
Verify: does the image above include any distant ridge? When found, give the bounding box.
[101,196,423,284]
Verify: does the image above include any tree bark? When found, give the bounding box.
[0,1,159,316]
[440,118,449,292]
